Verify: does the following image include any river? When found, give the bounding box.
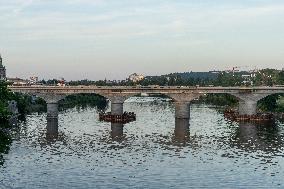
[1,97,284,188]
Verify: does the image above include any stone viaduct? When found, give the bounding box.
[8,86,284,121]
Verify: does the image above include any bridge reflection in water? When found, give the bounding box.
[46,118,58,136]
[43,115,284,154]
[111,122,124,140]
[44,112,282,150]
[232,121,280,152]
[174,118,190,142]
[109,118,191,142]
[45,117,191,144]
[45,116,128,141]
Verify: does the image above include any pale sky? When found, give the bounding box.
[0,0,284,80]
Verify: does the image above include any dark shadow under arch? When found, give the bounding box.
[257,93,284,112]
[59,93,108,112]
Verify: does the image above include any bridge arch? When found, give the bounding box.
[225,92,284,115]
[257,93,284,112]
[59,93,109,112]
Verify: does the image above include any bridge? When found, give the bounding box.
[9,85,284,120]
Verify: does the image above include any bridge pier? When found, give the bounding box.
[111,101,124,115]
[174,102,191,119]
[104,94,137,115]
[34,94,66,134]
[47,103,59,119]
[238,100,258,115]
[46,102,59,134]
[232,93,269,116]
[173,102,190,142]
[168,93,201,120]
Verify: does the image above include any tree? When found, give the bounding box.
[277,71,284,85]
[0,81,11,124]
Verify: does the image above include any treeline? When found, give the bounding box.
[61,69,284,112]
[59,69,284,87]
[59,94,108,111]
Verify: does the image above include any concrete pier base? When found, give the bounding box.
[238,100,257,115]
[111,102,124,115]
[174,102,190,119]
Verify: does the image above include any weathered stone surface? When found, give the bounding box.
[47,103,59,119]
[174,102,191,119]
[238,100,258,115]
[111,102,124,115]
[231,93,270,115]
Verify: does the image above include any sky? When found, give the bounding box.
[0,0,284,81]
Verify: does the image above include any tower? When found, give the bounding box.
[0,54,7,80]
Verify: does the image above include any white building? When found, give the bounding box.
[128,73,144,82]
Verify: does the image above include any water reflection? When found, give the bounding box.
[0,128,11,166]
[111,122,124,141]
[46,118,59,137]
[173,118,190,144]
[231,121,283,153]
[3,102,284,188]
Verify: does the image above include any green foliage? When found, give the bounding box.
[0,81,13,166]
[0,81,11,124]
[59,94,108,111]
[277,71,284,85]
[0,102,10,124]
[0,129,11,166]
[257,94,284,112]
[199,94,238,106]
[258,94,278,112]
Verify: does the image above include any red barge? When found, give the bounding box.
[99,112,136,123]
[224,109,274,122]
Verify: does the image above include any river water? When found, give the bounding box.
[1,97,284,188]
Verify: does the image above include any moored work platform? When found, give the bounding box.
[99,112,136,123]
[224,109,274,123]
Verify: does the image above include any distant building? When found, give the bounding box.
[7,77,30,86]
[0,54,6,80]
[129,73,144,82]
[30,76,39,84]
